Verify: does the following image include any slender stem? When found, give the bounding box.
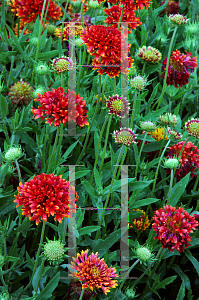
[15,159,22,183]
[99,114,112,173]
[154,26,178,110]
[61,73,64,88]
[17,221,46,300]
[7,56,15,88]
[95,145,125,241]
[117,9,124,30]
[151,140,171,198]
[46,126,60,173]
[0,268,7,288]
[41,125,49,172]
[42,0,51,29]
[130,91,137,128]
[56,123,64,165]
[134,132,147,179]
[80,3,85,29]
[167,168,173,205]
[113,77,117,94]
[94,9,98,25]
[76,45,87,95]
[2,119,10,145]
[79,289,85,300]
[119,259,140,291]
[141,62,146,76]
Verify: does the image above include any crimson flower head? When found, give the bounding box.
[185,118,199,138]
[160,0,179,15]
[152,205,198,252]
[14,173,78,225]
[70,249,118,294]
[166,141,199,179]
[81,25,133,78]
[10,0,62,24]
[104,5,141,33]
[161,49,197,89]
[31,87,89,127]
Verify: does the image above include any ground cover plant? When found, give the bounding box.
[0,0,199,299]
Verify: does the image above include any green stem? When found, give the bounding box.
[94,9,98,25]
[41,125,49,172]
[46,126,60,174]
[7,56,15,88]
[79,289,85,300]
[76,45,87,94]
[80,3,85,29]
[154,26,178,110]
[167,168,173,205]
[141,62,146,76]
[113,77,117,94]
[17,221,46,300]
[151,140,171,198]
[0,268,7,288]
[95,145,125,241]
[42,0,51,29]
[130,91,137,128]
[119,259,140,291]
[61,73,64,88]
[117,9,124,30]
[15,159,22,183]
[134,132,147,179]
[2,119,10,145]
[56,123,64,165]
[99,114,112,173]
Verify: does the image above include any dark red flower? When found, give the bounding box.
[104,5,141,33]
[10,0,62,24]
[152,205,198,252]
[166,141,199,179]
[81,25,133,78]
[14,173,78,225]
[160,0,179,14]
[161,49,197,89]
[31,87,89,127]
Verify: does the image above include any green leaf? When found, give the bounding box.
[0,94,8,119]
[5,23,26,60]
[15,127,32,134]
[32,265,43,292]
[103,178,135,195]
[81,180,98,198]
[154,275,177,291]
[79,226,101,236]
[35,272,60,300]
[169,173,190,206]
[46,222,58,232]
[75,170,91,180]
[92,229,121,257]
[129,180,153,192]
[131,198,159,209]
[94,166,102,188]
[20,133,38,152]
[76,209,85,229]
[172,264,191,290]
[37,50,59,60]
[26,252,34,270]
[59,141,78,164]
[176,281,185,300]
[185,250,199,277]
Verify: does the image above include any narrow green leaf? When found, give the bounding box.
[79,226,101,236]
[131,198,159,209]
[60,141,78,163]
[169,173,190,206]
[76,209,85,229]
[81,180,98,198]
[94,166,102,188]
[32,265,43,292]
[92,229,121,257]
[0,94,8,119]
[35,272,60,300]
[185,250,199,276]
[176,281,185,300]
[154,275,177,291]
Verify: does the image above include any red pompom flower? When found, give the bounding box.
[14,173,78,225]
[166,141,199,179]
[161,49,197,88]
[152,205,198,252]
[70,249,118,294]
[31,87,89,127]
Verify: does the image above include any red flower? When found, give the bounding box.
[104,5,141,33]
[107,0,151,10]
[135,0,152,10]
[81,25,133,78]
[10,0,62,24]
[31,87,89,127]
[166,141,199,179]
[161,49,197,89]
[152,205,198,252]
[160,0,179,14]
[70,249,118,294]
[14,173,78,225]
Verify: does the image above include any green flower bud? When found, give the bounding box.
[33,86,45,98]
[4,146,23,162]
[44,23,56,35]
[29,37,39,46]
[75,38,84,47]
[128,65,137,76]
[96,186,103,196]
[136,247,152,262]
[35,63,49,75]
[164,158,179,169]
[125,288,136,298]
[140,121,156,131]
[88,0,100,9]
[131,76,146,91]
[43,239,65,264]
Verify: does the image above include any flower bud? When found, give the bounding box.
[140,121,156,131]
[75,38,84,47]
[4,146,23,162]
[125,287,136,298]
[88,0,100,9]
[44,23,56,35]
[131,76,146,91]
[136,247,152,262]
[169,14,188,26]
[35,63,49,75]
[33,86,45,98]
[29,37,39,46]
[164,157,179,169]
[43,239,65,264]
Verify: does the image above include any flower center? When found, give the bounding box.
[111,100,124,112]
[189,122,199,134]
[91,266,100,277]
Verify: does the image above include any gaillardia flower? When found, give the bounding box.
[80,25,133,78]
[137,46,162,63]
[169,14,188,26]
[152,205,198,252]
[160,0,179,14]
[8,79,33,108]
[167,127,182,140]
[148,127,169,141]
[106,94,130,118]
[52,56,73,73]
[185,118,199,138]
[10,0,62,24]
[161,49,197,88]
[129,209,150,231]
[159,113,178,126]
[70,249,118,294]
[166,141,199,179]
[14,173,78,225]
[114,128,137,146]
[31,87,89,127]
